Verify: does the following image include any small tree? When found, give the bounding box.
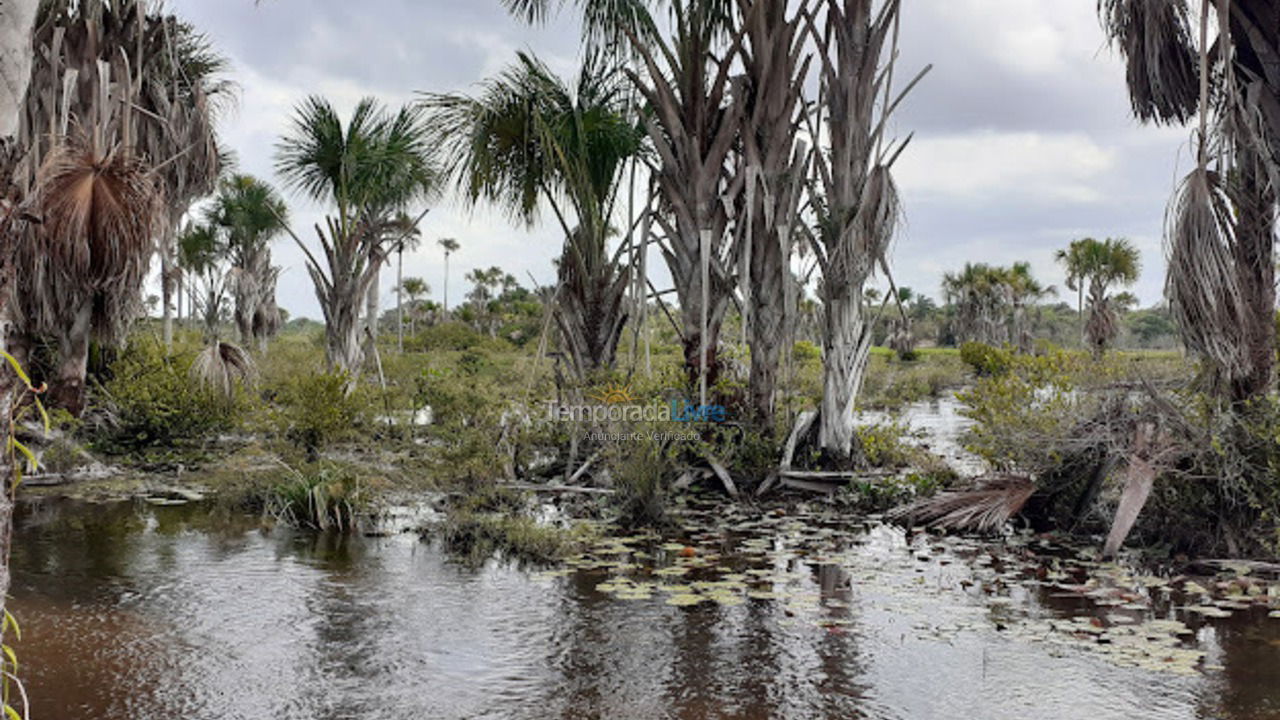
[1055,237,1140,358]
[275,96,438,380]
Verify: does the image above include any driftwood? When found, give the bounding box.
[705,456,739,499]
[758,410,818,497]
[506,482,614,496]
[780,477,842,495]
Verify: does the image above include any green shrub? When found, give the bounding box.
[959,342,1012,376]
[272,371,366,457]
[792,340,822,362]
[94,338,241,451]
[409,322,508,353]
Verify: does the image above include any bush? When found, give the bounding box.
[94,338,241,452]
[409,322,507,353]
[792,340,822,362]
[959,342,1012,376]
[956,349,1091,471]
[272,371,367,457]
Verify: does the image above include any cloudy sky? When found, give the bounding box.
[166,0,1194,320]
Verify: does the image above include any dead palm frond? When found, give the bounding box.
[886,474,1036,533]
[190,341,256,398]
[1165,167,1251,385]
[16,132,159,342]
[1098,0,1200,124]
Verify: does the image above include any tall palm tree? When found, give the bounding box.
[204,174,289,353]
[624,0,743,399]
[806,0,929,461]
[422,52,644,376]
[1055,237,1140,358]
[1100,0,1280,400]
[739,0,811,430]
[438,237,459,314]
[274,96,438,379]
[388,212,422,351]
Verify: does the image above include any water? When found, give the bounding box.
[10,496,1280,720]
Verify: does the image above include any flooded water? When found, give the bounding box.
[859,395,982,475]
[10,496,1280,720]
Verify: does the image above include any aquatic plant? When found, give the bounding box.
[265,462,366,532]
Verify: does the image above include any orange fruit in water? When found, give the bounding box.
[680,546,696,557]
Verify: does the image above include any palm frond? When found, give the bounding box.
[886,474,1036,533]
[190,341,256,397]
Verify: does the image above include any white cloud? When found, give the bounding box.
[895,131,1116,204]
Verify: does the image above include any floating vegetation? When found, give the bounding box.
[523,496,1280,677]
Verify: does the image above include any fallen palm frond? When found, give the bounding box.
[190,341,255,398]
[886,473,1035,533]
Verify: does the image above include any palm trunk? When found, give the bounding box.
[365,261,381,342]
[442,254,450,315]
[49,299,94,416]
[0,0,39,642]
[160,222,177,349]
[396,249,404,352]
[818,286,873,460]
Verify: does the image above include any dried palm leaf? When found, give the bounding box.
[1099,0,1200,124]
[1165,166,1250,385]
[190,341,256,398]
[887,474,1036,533]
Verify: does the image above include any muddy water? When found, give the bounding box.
[9,496,1280,720]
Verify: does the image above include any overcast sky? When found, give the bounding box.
[166,0,1193,321]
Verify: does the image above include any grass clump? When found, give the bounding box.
[265,461,367,531]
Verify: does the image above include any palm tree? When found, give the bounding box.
[438,237,459,313]
[1006,262,1055,353]
[1055,237,1140,358]
[1099,0,1280,400]
[274,96,438,379]
[624,1,743,400]
[942,263,1012,346]
[9,0,224,413]
[806,0,930,461]
[399,277,429,335]
[387,213,423,351]
[422,52,643,376]
[204,174,289,354]
[739,0,811,429]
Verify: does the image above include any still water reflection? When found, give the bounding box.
[9,498,1280,720]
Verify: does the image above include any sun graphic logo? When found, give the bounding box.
[589,382,636,405]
